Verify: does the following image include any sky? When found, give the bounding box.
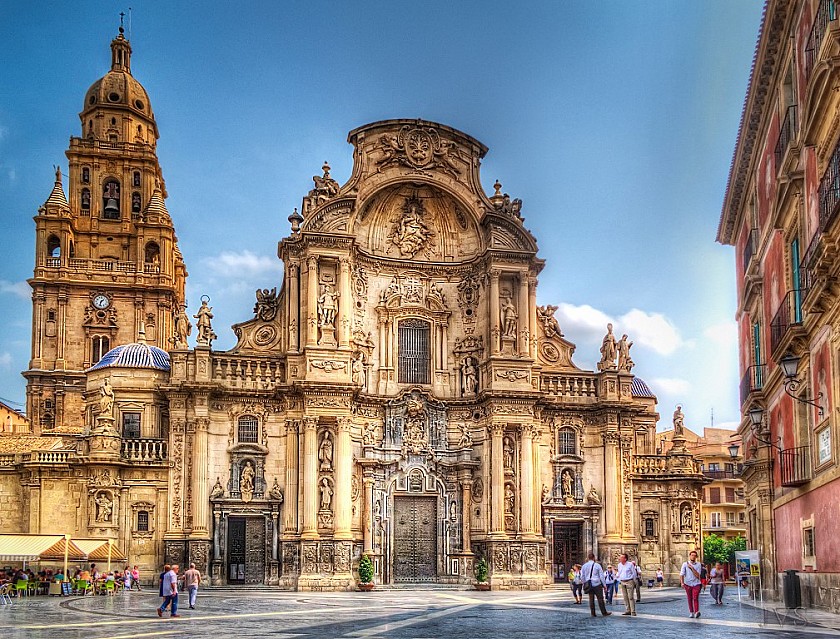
[0,1,763,433]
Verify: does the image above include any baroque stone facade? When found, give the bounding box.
[1,30,706,590]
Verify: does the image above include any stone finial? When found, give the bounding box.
[288,207,303,234]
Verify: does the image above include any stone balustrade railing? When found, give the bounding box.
[23,450,73,464]
[212,356,284,389]
[0,454,17,467]
[632,455,667,474]
[121,438,167,463]
[539,373,598,398]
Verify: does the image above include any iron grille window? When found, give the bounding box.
[644,518,655,537]
[398,319,431,384]
[803,527,816,557]
[238,416,259,443]
[137,510,149,532]
[122,412,141,439]
[559,429,576,455]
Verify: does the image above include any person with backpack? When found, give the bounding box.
[569,564,583,604]
[680,550,703,618]
[580,553,611,617]
[604,565,617,604]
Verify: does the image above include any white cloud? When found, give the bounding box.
[0,352,12,371]
[703,321,737,346]
[202,250,283,277]
[0,280,29,299]
[556,303,613,341]
[649,377,692,396]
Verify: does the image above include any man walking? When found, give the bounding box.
[581,552,611,617]
[157,564,180,618]
[616,554,637,616]
[632,559,642,602]
[183,562,201,610]
[680,550,703,618]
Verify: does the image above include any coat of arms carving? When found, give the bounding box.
[376,125,461,176]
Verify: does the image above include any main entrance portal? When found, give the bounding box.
[552,521,582,582]
[393,496,437,582]
[227,517,266,584]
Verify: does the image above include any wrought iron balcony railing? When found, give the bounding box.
[819,134,840,232]
[779,446,811,487]
[743,228,759,274]
[770,290,804,354]
[703,469,739,481]
[739,364,765,406]
[805,0,838,79]
[775,105,798,168]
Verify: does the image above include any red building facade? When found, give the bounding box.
[719,0,840,612]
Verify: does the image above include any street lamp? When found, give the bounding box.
[728,442,740,460]
[745,405,781,451]
[779,353,824,418]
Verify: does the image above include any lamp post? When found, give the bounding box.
[107,538,113,573]
[779,353,824,417]
[63,533,70,582]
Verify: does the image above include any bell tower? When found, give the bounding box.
[24,26,187,434]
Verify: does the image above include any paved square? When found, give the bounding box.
[0,587,836,638]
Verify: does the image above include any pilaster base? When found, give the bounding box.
[476,540,549,591]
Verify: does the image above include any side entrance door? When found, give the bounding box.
[552,521,582,583]
[393,496,437,582]
[227,517,266,584]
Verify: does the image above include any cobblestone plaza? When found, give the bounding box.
[1,587,838,639]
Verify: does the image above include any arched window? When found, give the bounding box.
[558,428,576,456]
[238,416,259,444]
[132,192,142,213]
[81,188,91,210]
[144,242,160,264]
[137,510,149,532]
[398,319,430,384]
[92,335,110,363]
[133,171,141,187]
[102,179,120,219]
[47,235,61,258]
[81,167,90,183]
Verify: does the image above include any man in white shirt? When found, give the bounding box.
[631,560,642,602]
[616,553,637,616]
[581,552,611,617]
[157,564,180,618]
[680,550,703,618]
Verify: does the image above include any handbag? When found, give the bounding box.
[582,563,593,594]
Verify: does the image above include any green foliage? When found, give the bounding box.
[358,553,374,584]
[702,533,729,565]
[726,535,747,563]
[475,556,489,583]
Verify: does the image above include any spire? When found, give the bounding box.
[44,165,70,210]
[110,15,132,73]
[137,321,147,344]
[141,183,171,224]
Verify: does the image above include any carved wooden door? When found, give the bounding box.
[227,517,246,584]
[244,517,266,584]
[393,496,437,582]
[552,521,582,582]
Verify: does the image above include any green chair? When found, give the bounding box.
[76,579,92,596]
[12,580,28,598]
[103,580,116,596]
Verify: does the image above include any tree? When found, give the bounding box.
[703,533,728,565]
[725,535,747,565]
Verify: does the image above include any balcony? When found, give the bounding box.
[121,438,167,463]
[742,228,759,274]
[770,290,805,356]
[739,364,765,406]
[805,0,838,80]
[819,136,840,232]
[774,104,798,170]
[779,446,811,487]
[703,470,739,481]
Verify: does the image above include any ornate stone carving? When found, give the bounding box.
[388,196,434,258]
[194,298,217,346]
[537,305,563,338]
[94,491,113,522]
[310,359,347,373]
[268,477,284,502]
[384,390,446,452]
[376,125,461,176]
[617,333,634,372]
[240,461,255,503]
[472,477,484,503]
[598,323,617,371]
[587,485,601,506]
[495,370,528,382]
[210,477,225,499]
[458,423,472,448]
[308,161,339,205]
[457,273,481,334]
[253,287,279,322]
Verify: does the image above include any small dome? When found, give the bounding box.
[631,377,656,398]
[88,342,170,372]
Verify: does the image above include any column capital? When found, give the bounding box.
[489,269,501,281]
[195,417,210,432]
[303,416,319,431]
[336,416,353,432]
[284,418,300,435]
[339,257,352,270]
[489,423,506,437]
[306,254,319,269]
[519,423,538,439]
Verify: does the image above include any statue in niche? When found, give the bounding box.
[617,334,634,372]
[597,323,617,371]
[268,477,284,502]
[210,477,225,499]
[317,283,339,328]
[503,436,514,470]
[681,505,693,531]
[240,461,255,503]
[461,357,478,396]
[673,405,685,437]
[449,501,457,521]
[173,304,191,348]
[352,353,366,387]
[537,304,563,338]
[561,470,574,498]
[318,431,333,471]
[500,294,518,338]
[504,484,515,514]
[99,379,114,417]
[320,477,333,511]
[95,492,113,522]
[587,485,602,506]
[389,197,433,258]
[194,299,217,346]
[362,421,378,446]
[403,399,428,449]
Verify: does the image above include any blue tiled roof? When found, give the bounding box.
[631,377,656,398]
[88,342,170,372]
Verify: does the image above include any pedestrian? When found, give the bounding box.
[616,554,637,616]
[680,550,703,618]
[632,560,642,602]
[709,562,725,605]
[569,564,583,604]
[604,565,617,604]
[122,566,132,591]
[157,564,180,618]
[132,565,142,590]
[700,563,709,593]
[656,567,664,588]
[183,562,201,609]
[581,553,611,617]
[158,564,169,599]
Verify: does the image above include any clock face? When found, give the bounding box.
[93,294,110,310]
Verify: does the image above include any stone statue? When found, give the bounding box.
[587,485,602,506]
[94,491,113,522]
[210,477,225,499]
[617,334,634,371]
[673,405,685,437]
[598,323,617,371]
[317,283,339,328]
[99,379,114,417]
[352,353,365,387]
[449,500,457,521]
[362,421,377,446]
[403,399,428,449]
[537,304,563,338]
[681,506,693,531]
[309,162,339,203]
[240,461,255,503]
[173,304,191,348]
[500,295,518,338]
[504,484,515,514]
[194,299,217,346]
[390,198,433,258]
[561,470,574,497]
[320,477,333,511]
[318,431,333,471]
[458,423,472,448]
[268,477,284,502]
[461,357,478,396]
[503,436,514,469]
[542,484,550,502]
[253,287,279,322]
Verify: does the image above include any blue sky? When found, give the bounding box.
[0,1,762,432]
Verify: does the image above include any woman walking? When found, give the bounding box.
[569,564,583,604]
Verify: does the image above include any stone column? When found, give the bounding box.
[56,290,67,369]
[532,425,542,534]
[301,416,319,539]
[334,417,353,540]
[528,277,538,359]
[460,475,473,552]
[213,510,221,560]
[192,417,210,534]
[603,432,621,538]
[489,270,501,356]
[519,425,535,536]
[288,261,300,353]
[363,474,374,554]
[489,423,506,537]
[338,258,352,348]
[284,419,299,534]
[306,255,319,347]
[517,275,529,356]
[271,512,279,561]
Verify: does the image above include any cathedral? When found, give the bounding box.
[2,29,706,589]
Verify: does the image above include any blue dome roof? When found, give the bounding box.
[88,342,170,372]
[631,377,656,398]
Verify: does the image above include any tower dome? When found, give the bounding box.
[87,342,170,372]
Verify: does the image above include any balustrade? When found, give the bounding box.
[212,356,283,389]
[631,455,666,474]
[121,438,168,463]
[539,373,598,398]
